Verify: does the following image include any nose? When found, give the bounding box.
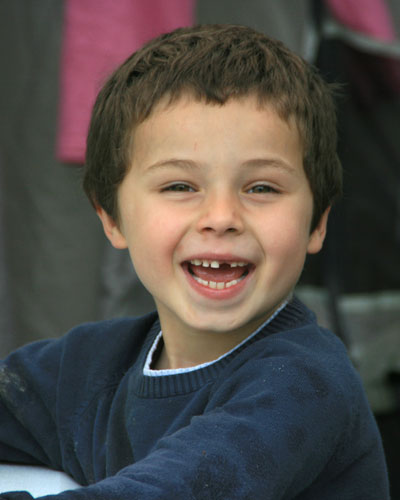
[196,189,244,236]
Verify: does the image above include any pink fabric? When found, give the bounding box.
[326,0,396,42]
[57,0,195,164]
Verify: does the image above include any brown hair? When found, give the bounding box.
[84,24,342,230]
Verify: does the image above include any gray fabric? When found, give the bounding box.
[0,1,105,353]
[196,0,309,56]
[0,155,14,357]
[100,246,155,320]
[387,0,400,39]
[0,1,156,357]
[297,287,400,413]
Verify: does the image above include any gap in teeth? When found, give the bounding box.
[190,259,247,268]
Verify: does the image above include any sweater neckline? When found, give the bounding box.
[143,300,288,377]
[132,296,313,398]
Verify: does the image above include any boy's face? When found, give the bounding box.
[99,96,328,349]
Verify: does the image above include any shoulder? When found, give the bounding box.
[2,312,159,406]
[211,298,364,424]
[61,312,159,363]
[205,301,379,473]
[5,311,158,366]
[54,312,160,391]
[224,297,353,385]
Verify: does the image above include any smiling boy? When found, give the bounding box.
[0,25,389,499]
[98,96,329,370]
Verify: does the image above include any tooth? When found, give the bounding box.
[230,262,238,267]
[202,260,210,267]
[191,259,202,266]
[193,276,208,286]
[238,262,246,267]
[210,261,220,268]
[193,274,245,289]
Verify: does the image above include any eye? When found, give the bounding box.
[162,183,196,192]
[247,184,279,194]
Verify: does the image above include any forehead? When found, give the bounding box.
[140,92,299,129]
[130,94,303,166]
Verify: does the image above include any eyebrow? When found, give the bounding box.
[241,158,297,174]
[144,159,199,172]
[144,157,297,174]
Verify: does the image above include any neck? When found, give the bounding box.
[152,301,288,371]
[153,328,249,370]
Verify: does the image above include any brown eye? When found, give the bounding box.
[163,183,195,192]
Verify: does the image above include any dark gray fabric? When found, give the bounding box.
[0,155,13,357]
[0,1,105,354]
[196,0,309,56]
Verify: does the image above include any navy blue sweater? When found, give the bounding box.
[0,298,389,499]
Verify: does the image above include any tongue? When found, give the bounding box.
[189,263,247,282]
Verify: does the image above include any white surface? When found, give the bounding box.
[0,464,80,497]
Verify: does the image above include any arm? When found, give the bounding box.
[0,346,360,499]
[0,315,155,476]
[0,340,63,468]
[0,326,388,499]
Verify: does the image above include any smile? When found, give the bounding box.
[185,259,253,290]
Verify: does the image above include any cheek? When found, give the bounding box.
[121,201,167,242]
[124,206,184,275]
[127,233,166,292]
[263,211,311,256]
[266,233,308,267]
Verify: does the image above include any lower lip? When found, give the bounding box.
[182,264,253,301]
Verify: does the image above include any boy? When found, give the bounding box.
[0,24,389,499]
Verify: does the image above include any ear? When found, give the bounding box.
[96,207,128,249]
[307,206,331,255]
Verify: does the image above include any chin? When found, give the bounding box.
[185,310,254,335]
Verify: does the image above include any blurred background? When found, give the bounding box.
[0,0,399,496]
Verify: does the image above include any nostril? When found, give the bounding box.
[196,205,244,234]
[202,226,237,233]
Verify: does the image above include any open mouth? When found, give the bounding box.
[184,259,253,290]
